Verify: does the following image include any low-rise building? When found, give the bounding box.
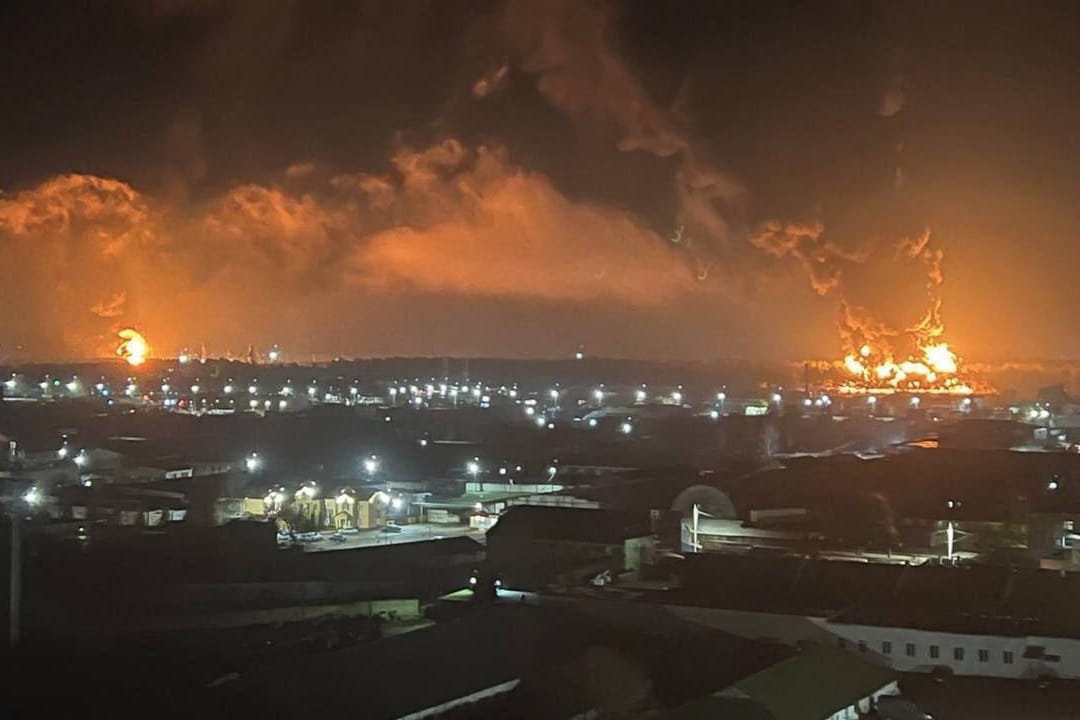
[486,506,655,588]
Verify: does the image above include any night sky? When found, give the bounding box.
[1,0,1077,362]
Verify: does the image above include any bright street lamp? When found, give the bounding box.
[363,455,380,475]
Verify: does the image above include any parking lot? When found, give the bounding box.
[288,523,485,551]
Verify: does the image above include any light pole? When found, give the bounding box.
[9,503,20,648]
[467,458,481,493]
[8,484,37,648]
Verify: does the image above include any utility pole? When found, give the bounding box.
[9,508,20,649]
[691,503,699,552]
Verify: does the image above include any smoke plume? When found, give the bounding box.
[496,0,744,269]
[0,139,696,359]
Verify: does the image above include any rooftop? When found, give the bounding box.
[640,553,1080,640]
[487,505,653,545]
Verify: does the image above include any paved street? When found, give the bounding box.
[298,523,485,551]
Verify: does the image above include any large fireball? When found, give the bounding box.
[116,328,149,366]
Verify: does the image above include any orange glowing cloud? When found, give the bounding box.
[0,140,703,359]
[348,143,693,303]
[0,174,162,357]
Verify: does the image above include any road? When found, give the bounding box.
[296,523,485,551]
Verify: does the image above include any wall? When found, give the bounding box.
[465,482,562,494]
[823,621,1080,680]
[624,536,655,573]
[661,602,1080,681]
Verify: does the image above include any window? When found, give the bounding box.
[905,643,916,657]
[1003,651,1014,665]
[929,645,940,659]
[882,641,892,655]
[954,647,965,661]
[858,640,867,653]
[978,649,990,663]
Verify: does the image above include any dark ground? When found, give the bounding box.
[902,674,1080,719]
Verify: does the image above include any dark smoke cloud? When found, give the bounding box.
[495,0,745,272]
[749,220,863,296]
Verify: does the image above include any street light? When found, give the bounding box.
[363,455,380,475]
[246,452,261,473]
[22,487,41,507]
[264,488,285,513]
[295,482,319,501]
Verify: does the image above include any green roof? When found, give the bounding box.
[734,644,896,720]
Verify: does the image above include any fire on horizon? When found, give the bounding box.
[115,328,149,367]
[1,2,1078,369]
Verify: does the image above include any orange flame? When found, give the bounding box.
[116,328,149,366]
[838,338,974,395]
